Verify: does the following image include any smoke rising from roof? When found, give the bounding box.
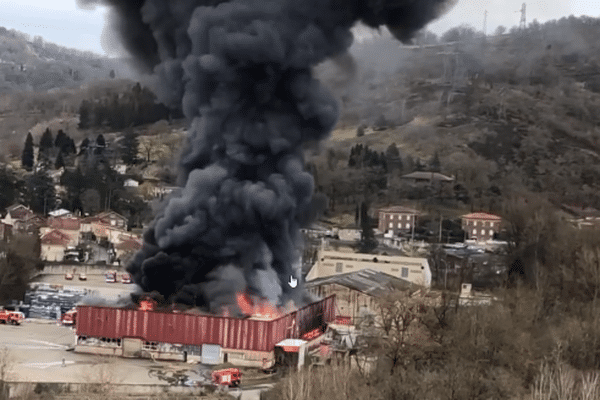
[80,0,453,313]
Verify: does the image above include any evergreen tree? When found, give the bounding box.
[385,143,400,159]
[79,138,90,155]
[95,134,106,155]
[26,168,55,214]
[120,129,139,165]
[39,128,53,155]
[21,132,34,171]
[429,151,441,172]
[0,166,18,211]
[78,100,91,129]
[358,202,377,253]
[54,129,67,149]
[55,151,65,170]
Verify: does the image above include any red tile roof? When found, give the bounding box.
[41,230,71,246]
[461,212,502,221]
[379,206,420,214]
[115,237,142,251]
[49,217,81,231]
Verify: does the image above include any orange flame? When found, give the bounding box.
[235,292,281,319]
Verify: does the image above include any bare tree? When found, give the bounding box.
[0,347,14,400]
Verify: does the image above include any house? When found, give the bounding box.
[401,171,454,184]
[114,235,143,262]
[336,226,362,241]
[2,204,34,226]
[305,269,415,326]
[0,223,12,242]
[40,217,81,246]
[81,211,128,237]
[378,206,420,236]
[461,212,502,242]
[560,204,600,230]
[14,214,46,235]
[124,179,139,188]
[48,209,73,218]
[40,230,72,262]
[306,249,431,288]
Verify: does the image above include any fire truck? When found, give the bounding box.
[105,271,117,283]
[61,308,77,326]
[211,368,242,387]
[0,309,25,325]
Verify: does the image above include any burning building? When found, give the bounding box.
[75,295,335,367]
[76,0,454,315]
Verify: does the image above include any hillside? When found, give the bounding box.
[312,15,600,214]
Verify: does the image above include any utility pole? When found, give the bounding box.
[439,213,443,243]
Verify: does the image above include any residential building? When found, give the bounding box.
[40,230,72,262]
[306,249,431,288]
[40,217,81,246]
[2,204,34,226]
[378,206,420,235]
[114,235,143,262]
[401,171,454,184]
[48,209,73,218]
[461,212,502,242]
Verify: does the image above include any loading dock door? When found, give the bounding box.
[122,338,142,358]
[202,344,221,365]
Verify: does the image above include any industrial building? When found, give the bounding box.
[306,249,432,288]
[75,295,336,368]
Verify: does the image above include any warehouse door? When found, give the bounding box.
[122,338,142,358]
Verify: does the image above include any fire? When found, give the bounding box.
[235,292,281,319]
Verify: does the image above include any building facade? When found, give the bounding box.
[378,206,420,236]
[461,212,502,242]
[306,250,431,288]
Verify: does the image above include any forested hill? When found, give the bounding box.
[0,26,134,93]
[313,15,600,213]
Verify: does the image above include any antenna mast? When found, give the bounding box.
[519,3,527,30]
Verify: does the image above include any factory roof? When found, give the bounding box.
[305,268,415,297]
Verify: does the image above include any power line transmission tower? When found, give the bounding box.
[519,3,527,30]
[483,10,488,36]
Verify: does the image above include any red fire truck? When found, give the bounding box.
[0,309,25,325]
[61,308,77,326]
[211,368,242,387]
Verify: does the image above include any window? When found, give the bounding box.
[336,262,343,273]
[481,229,485,235]
[397,223,401,228]
[401,267,409,278]
[472,229,476,235]
[489,230,493,236]
[389,222,393,228]
[490,222,494,228]
[405,223,410,229]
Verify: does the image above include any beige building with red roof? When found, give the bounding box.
[461,212,502,242]
[40,230,72,262]
[378,206,420,236]
[40,217,81,246]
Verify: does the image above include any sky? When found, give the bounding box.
[0,0,599,56]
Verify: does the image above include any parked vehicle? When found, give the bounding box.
[105,271,117,283]
[78,274,87,281]
[211,368,242,387]
[61,308,77,326]
[0,309,25,325]
[65,273,73,280]
[121,273,131,284]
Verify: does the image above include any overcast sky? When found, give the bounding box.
[0,0,599,56]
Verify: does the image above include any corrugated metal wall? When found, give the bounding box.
[76,295,335,353]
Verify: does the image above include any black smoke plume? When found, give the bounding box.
[80,0,453,313]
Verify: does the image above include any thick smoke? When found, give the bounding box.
[81,0,453,313]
